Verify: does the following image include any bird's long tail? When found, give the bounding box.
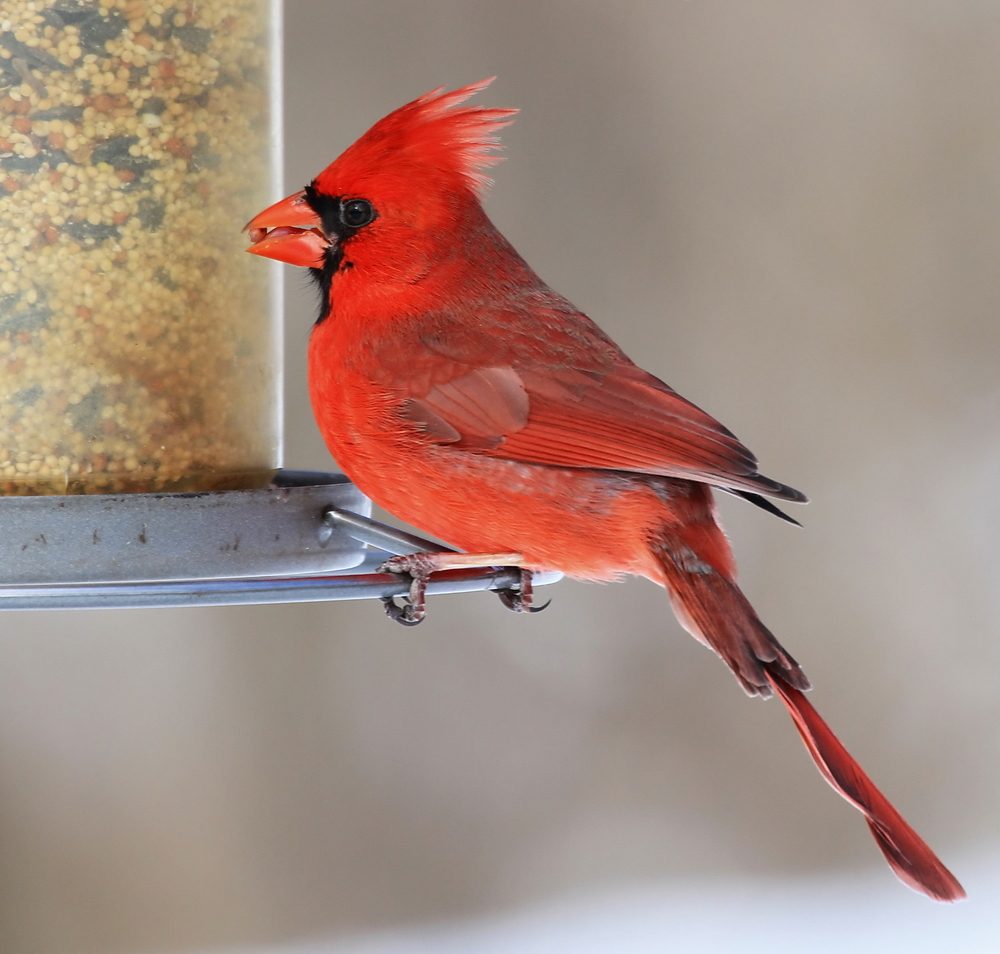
[650,527,965,902]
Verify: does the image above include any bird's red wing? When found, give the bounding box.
[404,361,804,500]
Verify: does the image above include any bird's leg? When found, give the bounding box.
[379,551,525,626]
[495,567,550,614]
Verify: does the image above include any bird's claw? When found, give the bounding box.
[379,553,433,626]
[496,567,550,614]
[380,594,425,626]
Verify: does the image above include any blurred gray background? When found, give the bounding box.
[1,1,998,951]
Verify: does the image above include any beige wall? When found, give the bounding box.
[1,2,997,951]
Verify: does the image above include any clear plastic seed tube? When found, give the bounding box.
[0,0,281,494]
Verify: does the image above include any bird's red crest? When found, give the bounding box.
[313,78,517,197]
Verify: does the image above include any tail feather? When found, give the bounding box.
[651,524,964,902]
[766,672,965,902]
[656,540,809,697]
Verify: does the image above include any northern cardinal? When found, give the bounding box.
[247,79,964,901]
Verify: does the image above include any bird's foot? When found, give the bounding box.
[495,567,550,614]
[378,550,525,626]
[378,552,440,626]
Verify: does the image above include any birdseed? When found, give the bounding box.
[0,0,279,494]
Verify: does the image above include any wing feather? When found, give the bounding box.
[407,363,805,501]
[373,302,805,502]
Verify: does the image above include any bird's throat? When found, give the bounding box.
[309,243,347,325]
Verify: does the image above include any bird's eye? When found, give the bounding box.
[340,198,375,229]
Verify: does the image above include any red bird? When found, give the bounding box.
[247,79,964,901]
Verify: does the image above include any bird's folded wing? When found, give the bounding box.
[402,362,805,501]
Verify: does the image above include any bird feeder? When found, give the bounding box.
[0,1,557,610]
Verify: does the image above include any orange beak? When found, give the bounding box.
[244,191,327,267]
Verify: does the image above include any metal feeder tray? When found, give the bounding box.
[0,470,560,611]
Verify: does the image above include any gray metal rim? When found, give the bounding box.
[0,471,561,610]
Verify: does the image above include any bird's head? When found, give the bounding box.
[245,78,517,311]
